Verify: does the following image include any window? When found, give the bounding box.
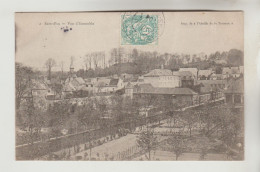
[234,95,242,104]
[226,95,232,103]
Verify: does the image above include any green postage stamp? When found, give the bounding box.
[121,14,158,45]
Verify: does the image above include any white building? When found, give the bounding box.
[143,69,181,88]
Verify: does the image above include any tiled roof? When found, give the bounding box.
[95,78,111,87]
[109,79,119,86]
[143,69,173,76]
[75,77,85,84]
[198,70,212,77]
[63,83,76,91]
[134,83,198,95]
[172,71,193,77]
[179,68,198,72]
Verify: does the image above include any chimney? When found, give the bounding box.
[161,64,164,69]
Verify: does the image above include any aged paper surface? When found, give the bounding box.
[15,11,244,161]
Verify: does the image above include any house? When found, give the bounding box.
[64,64,85,90]
[222,67,242,78]
[94,77,112,93]
[179,68,198,79]
[121,73,134,81]
[63,82,76,92]
[172,71,195,88]
[107,78,124,92]
[224,77,244,105]
[63,65,88,98]
[210,73,224,80]
[63,76,86,96]
[198,70,213,80]
[84,78,94,87]
[133,83,198,106]
[45,91,56,100]
[143,68,181,88]
[95,78,124,93]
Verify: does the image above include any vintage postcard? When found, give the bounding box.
[15,11,244,161]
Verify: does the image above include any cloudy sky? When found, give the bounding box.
[15,12,243,71]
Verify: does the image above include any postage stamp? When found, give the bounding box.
[121,14,158,45]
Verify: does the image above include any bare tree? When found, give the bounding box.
[168,135,186,160]
[110,48,118,64]
[183,110,197,137]
[136,128,158,160]
[45,58,56,80]
[92,52,99,69]
[102,51,106,68]
[84,54,92,70]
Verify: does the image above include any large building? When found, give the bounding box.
[143,69,181,88]
[132,83,198,106]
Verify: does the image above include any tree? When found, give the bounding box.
[84,54,92,70]
[110,48,118,65]
[45,58,56,80]
[199,147,208,160]
[22,97,47,145]
[92,52,100,69]
[183,110,197,137]
[136,128,158,160]
[16,63,33,108]
[227,49,243,66]
[59,61,64,81]
[168,135,186,160]
[131,48,139,63]
[15,63,34,123]
[197,136,210,160]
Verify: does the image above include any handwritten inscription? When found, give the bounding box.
[181,22,234,26]
[40,21,95,26]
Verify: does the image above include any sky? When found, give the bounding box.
[15,12,243,71]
